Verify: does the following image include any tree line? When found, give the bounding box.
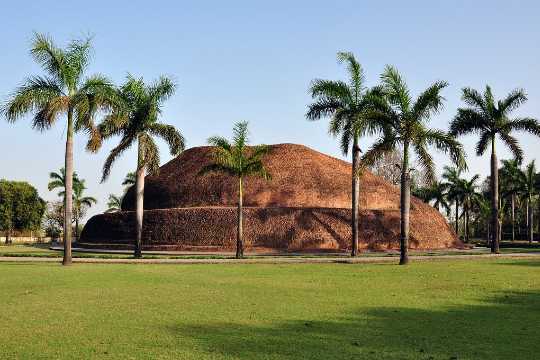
[2,35,539,265]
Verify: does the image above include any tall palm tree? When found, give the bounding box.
[71,179,97,242]
[363,66,466,265]
[306,52,382,256]
[93,75,184,258]
[201,122,271,259]
[518,161,537,243]
[413,180,450,214]
[450,86,540,253]
[500,159,523,241]
[106,194,122,213]
[442,165,463,236]
[3,33,116,265]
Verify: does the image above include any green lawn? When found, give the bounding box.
[1,259,539,359]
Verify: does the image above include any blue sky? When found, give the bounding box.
[1,0,539,219]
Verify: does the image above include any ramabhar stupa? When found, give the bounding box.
[80,143,461,252]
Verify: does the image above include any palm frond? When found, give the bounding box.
[450,108,487,136]
[336,52,365,100]
[148,123,185,156]
[380,65,410,112]
[421,129,467,170]
[3,76,64,125]
[101,136,135,182]
[413,142,436,185]
[499,88,527,114]
[30,33,67,86]
[501,117,540,137]
[411,80,448,121]
[461,87,487,114]
[499,132,523,163]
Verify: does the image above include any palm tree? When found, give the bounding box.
[306,52,382,256]
[3,33,116,265]
[122,172,136,188]
[48,167,80,197]
[450,86,540,253]
[72,179,97,242]
[201,121,271,259]
[459,175,481,243]
[363,66,466,265]
[93,75,184,258]
[413,180,450,214]
[442,166,463,236]
[500,159,523,241]
[518,161,537,243]
[106,194,122,213]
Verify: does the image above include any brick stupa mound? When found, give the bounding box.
[80,144,461,252]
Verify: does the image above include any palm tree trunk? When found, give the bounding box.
[465,204,469,243]
[528,195,533,244]
[526,200,529,237]
[63,108,74,266]
[455,200,459,236]
[490,139,499,253]
[399,142,410,265]
[236,177,244,259]
[351,137,360,257]
[134,142,145,258]
[75,214,79,243]
[511,194,515,242]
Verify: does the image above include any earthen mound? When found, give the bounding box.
[81,143,461,252]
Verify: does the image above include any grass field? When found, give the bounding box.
[1,259,539,359]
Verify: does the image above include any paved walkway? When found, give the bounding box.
[1,252,540,264]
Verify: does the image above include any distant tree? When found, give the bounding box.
[450,86,540,253]
[48,167,80,198]
[43,201,64,240]
[92,75,184,258]
[201,122,271,259]
[72,179,97,242]
[443,166,464,236]
[500,159,523,241]
[306,52,382,256]
[413,179,450,214]
[122,172,136,189]
[3,33,117,265]
[363,66,465,265]
[106,194,122,213]
[0,180,45,243]
[518,161,538,243]
[459,175,482,243]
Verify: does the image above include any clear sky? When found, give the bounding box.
[1,0,539,220]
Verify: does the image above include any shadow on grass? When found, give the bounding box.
[168,290,540,359]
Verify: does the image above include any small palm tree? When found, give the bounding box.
[518,161,537,243]
[93,75,184,258]
[458,175,481,243]
[201,122,270,259]
[48,167,80,197]
[122,172,136,188]
[72,179,97,242]
[442,165,464,236]
[413,180,450,213]
[306,52,382,256]
[363,66,466,265]
[500,159,523,241]
[450,86,540,253]
[106,194,122,213]
[3,33,116,265]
